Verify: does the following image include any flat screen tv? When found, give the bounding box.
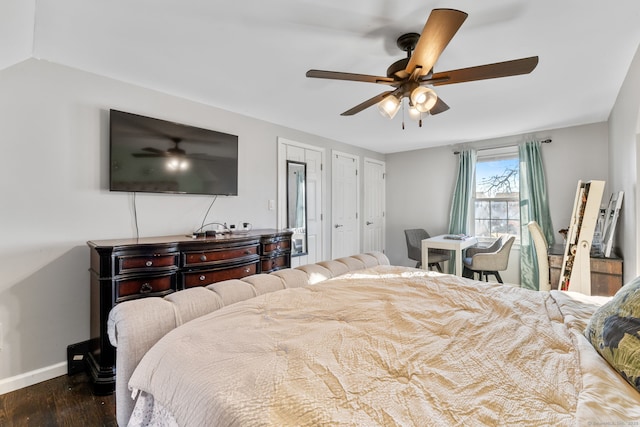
[109,109,238,195]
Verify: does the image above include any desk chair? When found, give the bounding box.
[527,221,551,291]
[462,235,515,283]
[404,229,450,272]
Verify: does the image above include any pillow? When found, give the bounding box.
[585,276,640,392]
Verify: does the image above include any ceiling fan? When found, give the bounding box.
[306,8,538,125]
[133,137,212,171]
[134,137,186,156]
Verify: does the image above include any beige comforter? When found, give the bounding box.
[129,266,640,426]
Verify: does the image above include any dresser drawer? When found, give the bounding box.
[263,239,290,254]
[261,254,290,273]
[116,253,179,275]
[590,257,623,275]
[591,274,623,296]
[183,244,259,267]
[182,261,258,288]
[116,273,177,302]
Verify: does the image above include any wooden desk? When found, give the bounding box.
[548,244,623,296]
[422,235,478,276]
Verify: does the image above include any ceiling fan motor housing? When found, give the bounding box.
[387,58,410,79]
[396,32,420,54]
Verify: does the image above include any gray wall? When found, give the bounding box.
[609,42,640,281]
[385,122,610,270]
[0,58,383,387]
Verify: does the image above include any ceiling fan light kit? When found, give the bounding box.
[306,8,538,129]
[377,94,401,119]
[410,86,438,113]
[167,157,189,171]
[408,105,422,121]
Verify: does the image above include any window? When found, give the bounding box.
[474,147,520,240]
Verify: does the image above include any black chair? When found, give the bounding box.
[404,229,451,272]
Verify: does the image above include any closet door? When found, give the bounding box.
[332,151,359,259]
[304,149,322,264]
[363,158,385,253]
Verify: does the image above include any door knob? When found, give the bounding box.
[366,221,373,225]
[334,224,343,228]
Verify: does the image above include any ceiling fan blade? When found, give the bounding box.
[341,90,395,116]
[142,147,166,155]
[431,56,539,86]
[306,69,395,85]
[429,97,450,115]
[186,153,216,161]
[416,76,451,86]
[132,153,163,158]
[405,9,468,77]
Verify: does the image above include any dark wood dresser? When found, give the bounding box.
[548,244,623,296]
[86,229,292,394]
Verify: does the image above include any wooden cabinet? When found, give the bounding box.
[85,229,291,394]
[549,244,622,297]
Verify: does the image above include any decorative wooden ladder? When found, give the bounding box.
[558,180,605,294]
[602,191,624,257]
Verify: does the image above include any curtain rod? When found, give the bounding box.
[452,138,551,155]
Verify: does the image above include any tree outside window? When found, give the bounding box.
[474,154,520,239]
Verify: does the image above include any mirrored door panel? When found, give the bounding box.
[287,160,307,256]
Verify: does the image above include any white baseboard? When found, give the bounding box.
[0,361,67,395]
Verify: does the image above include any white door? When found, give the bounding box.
[304,149,322,264]
[278,138,325,266]
[363,158,385,253]
[332,151,359,258]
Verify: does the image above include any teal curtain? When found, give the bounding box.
[448,149,477,274]
[519,140,555,290]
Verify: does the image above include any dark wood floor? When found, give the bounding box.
[0,373,117,426]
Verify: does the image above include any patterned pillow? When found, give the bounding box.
[585,276,640,392]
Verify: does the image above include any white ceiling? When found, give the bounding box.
[3,0,640,153]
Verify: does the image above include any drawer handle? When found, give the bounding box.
[140,283,153,293]
[200,255,207,262]
[276,244,280,250]
[244,250,251,254]
[145,260,153,267]
[199,275,206,281]
[244,268,251,273]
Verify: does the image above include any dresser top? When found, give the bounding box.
[88,229,292,249]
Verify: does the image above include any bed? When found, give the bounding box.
[109,255,640,426]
